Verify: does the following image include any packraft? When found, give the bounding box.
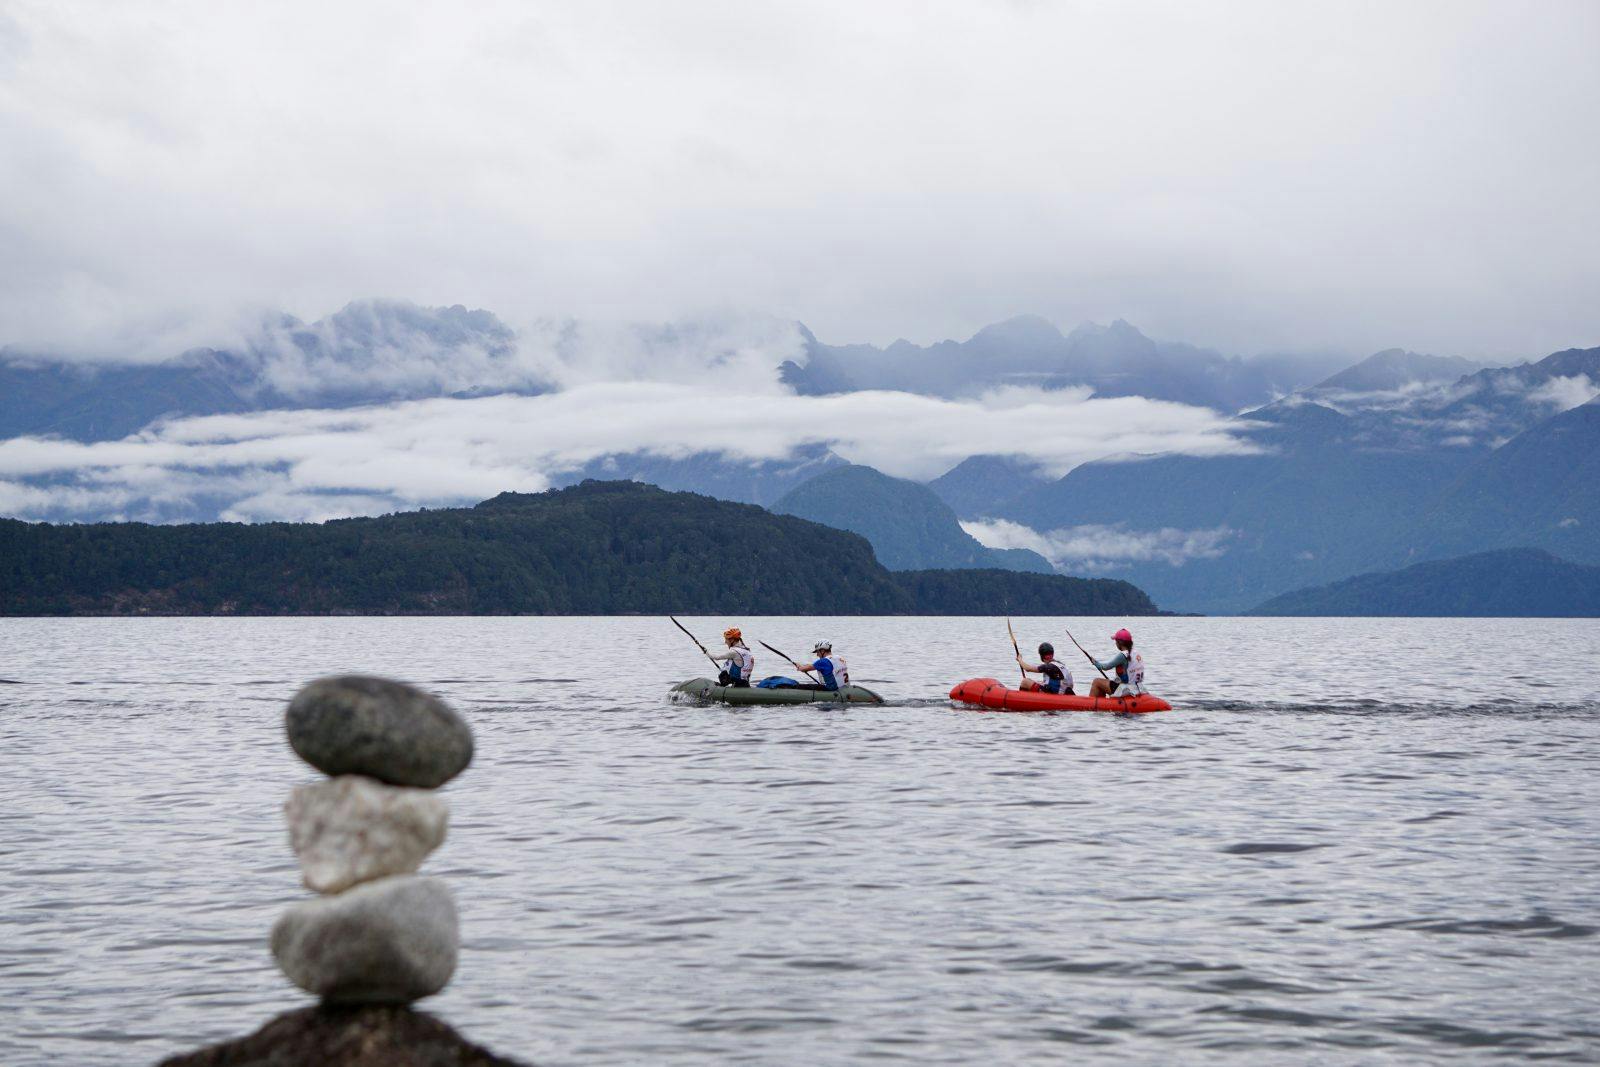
[949,677,1171,713]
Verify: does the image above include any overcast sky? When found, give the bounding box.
[3,0,1598,360]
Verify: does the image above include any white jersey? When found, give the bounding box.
[716,644,755,682]
[1115,650,1146,696]
[815,654,849,689]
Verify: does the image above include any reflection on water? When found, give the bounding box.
[2,616,1599,1064]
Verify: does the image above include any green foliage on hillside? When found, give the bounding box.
[1408,399,1600,566]
[0,481,1158,616]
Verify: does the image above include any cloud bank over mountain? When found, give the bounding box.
[963,519,1236,573]
[0,382,1250,523]
[3,1,1598,358]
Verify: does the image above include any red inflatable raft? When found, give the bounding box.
[949,677,1172,714]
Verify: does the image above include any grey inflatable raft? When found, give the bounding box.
[669,677,885,706]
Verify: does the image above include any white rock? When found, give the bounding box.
[271,875,458,1004]
[287,775,448,894]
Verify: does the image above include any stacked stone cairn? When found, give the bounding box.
[161,675,525,1065]
[272,675,475,1005]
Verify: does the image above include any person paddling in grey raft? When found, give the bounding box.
[792,641,849,692]
[709,627,755,688]
[1017,642,1074,695]
[1088,627,1147,698]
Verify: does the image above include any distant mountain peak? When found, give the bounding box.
[969,314,1065,347]
[1067,318,1148,341]
[1315,348,1480,392]
[773,463,1053,574]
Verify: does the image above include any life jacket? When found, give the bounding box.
[725,644,754,683]
[1118,650,1146,694]
[814,655,849,690]
[1039,660,1071,694]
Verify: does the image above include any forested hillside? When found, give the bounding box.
[1248,548,1600,617]
[0,481,1157,616]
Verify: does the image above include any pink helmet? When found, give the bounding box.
[1112,628,1133,643]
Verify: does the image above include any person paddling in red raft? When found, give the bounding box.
[1088,628,1147,698]
[1016,642,1074,695]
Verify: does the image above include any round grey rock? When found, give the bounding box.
[271,875,458,1004]
[286,676,473,788]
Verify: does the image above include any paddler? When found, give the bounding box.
[709,627,755,688]
[1017,642,1073,695]
[1088,628,1147,698]
[793,641,849,691]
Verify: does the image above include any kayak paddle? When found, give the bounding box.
[669,615,722,671]
[757,640,820,684]
[1063,627,1112,681]
[1006,616,1026,683]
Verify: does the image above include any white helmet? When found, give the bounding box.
[812,640,832,654]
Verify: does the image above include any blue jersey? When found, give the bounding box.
[814,655,845,690]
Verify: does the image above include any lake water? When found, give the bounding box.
[3,616,1599,1065]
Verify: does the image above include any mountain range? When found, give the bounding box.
[939,346,1600,612]
[0,300,540,441]
[780,316,1347,411]
[4,300,1596,615]
[1,307,1344,446]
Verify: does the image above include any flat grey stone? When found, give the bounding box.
[287,776,449,894]
[272,876,458,1004]
[286,676,473,788]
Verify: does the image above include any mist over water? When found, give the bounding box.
[4,616,1599,1064]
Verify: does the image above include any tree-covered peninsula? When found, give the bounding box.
[2,481,1158,616]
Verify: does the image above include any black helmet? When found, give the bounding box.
[1038,642,1054,657]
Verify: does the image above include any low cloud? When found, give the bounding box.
[2,300,809,413]
[963,518,1235,572]
[1279,365,1600,452]
[245,301,533,401]
[0,384,1251,523]
[1525,375,1599,413]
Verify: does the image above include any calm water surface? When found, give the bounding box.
[3,616,1599,1064]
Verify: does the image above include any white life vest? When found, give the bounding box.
[816,654,849,689]
[1116,650,1146,695]
[725,644,755,682]
[1039,660,1072,692]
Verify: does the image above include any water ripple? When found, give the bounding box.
[2,615,1599,1065]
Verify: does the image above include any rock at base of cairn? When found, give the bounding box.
[271,876,458,1004]
[156,1004,527,1066]
[288,775,449,894]
[286,676,474,788]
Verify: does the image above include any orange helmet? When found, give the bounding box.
[723,627,742,642]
